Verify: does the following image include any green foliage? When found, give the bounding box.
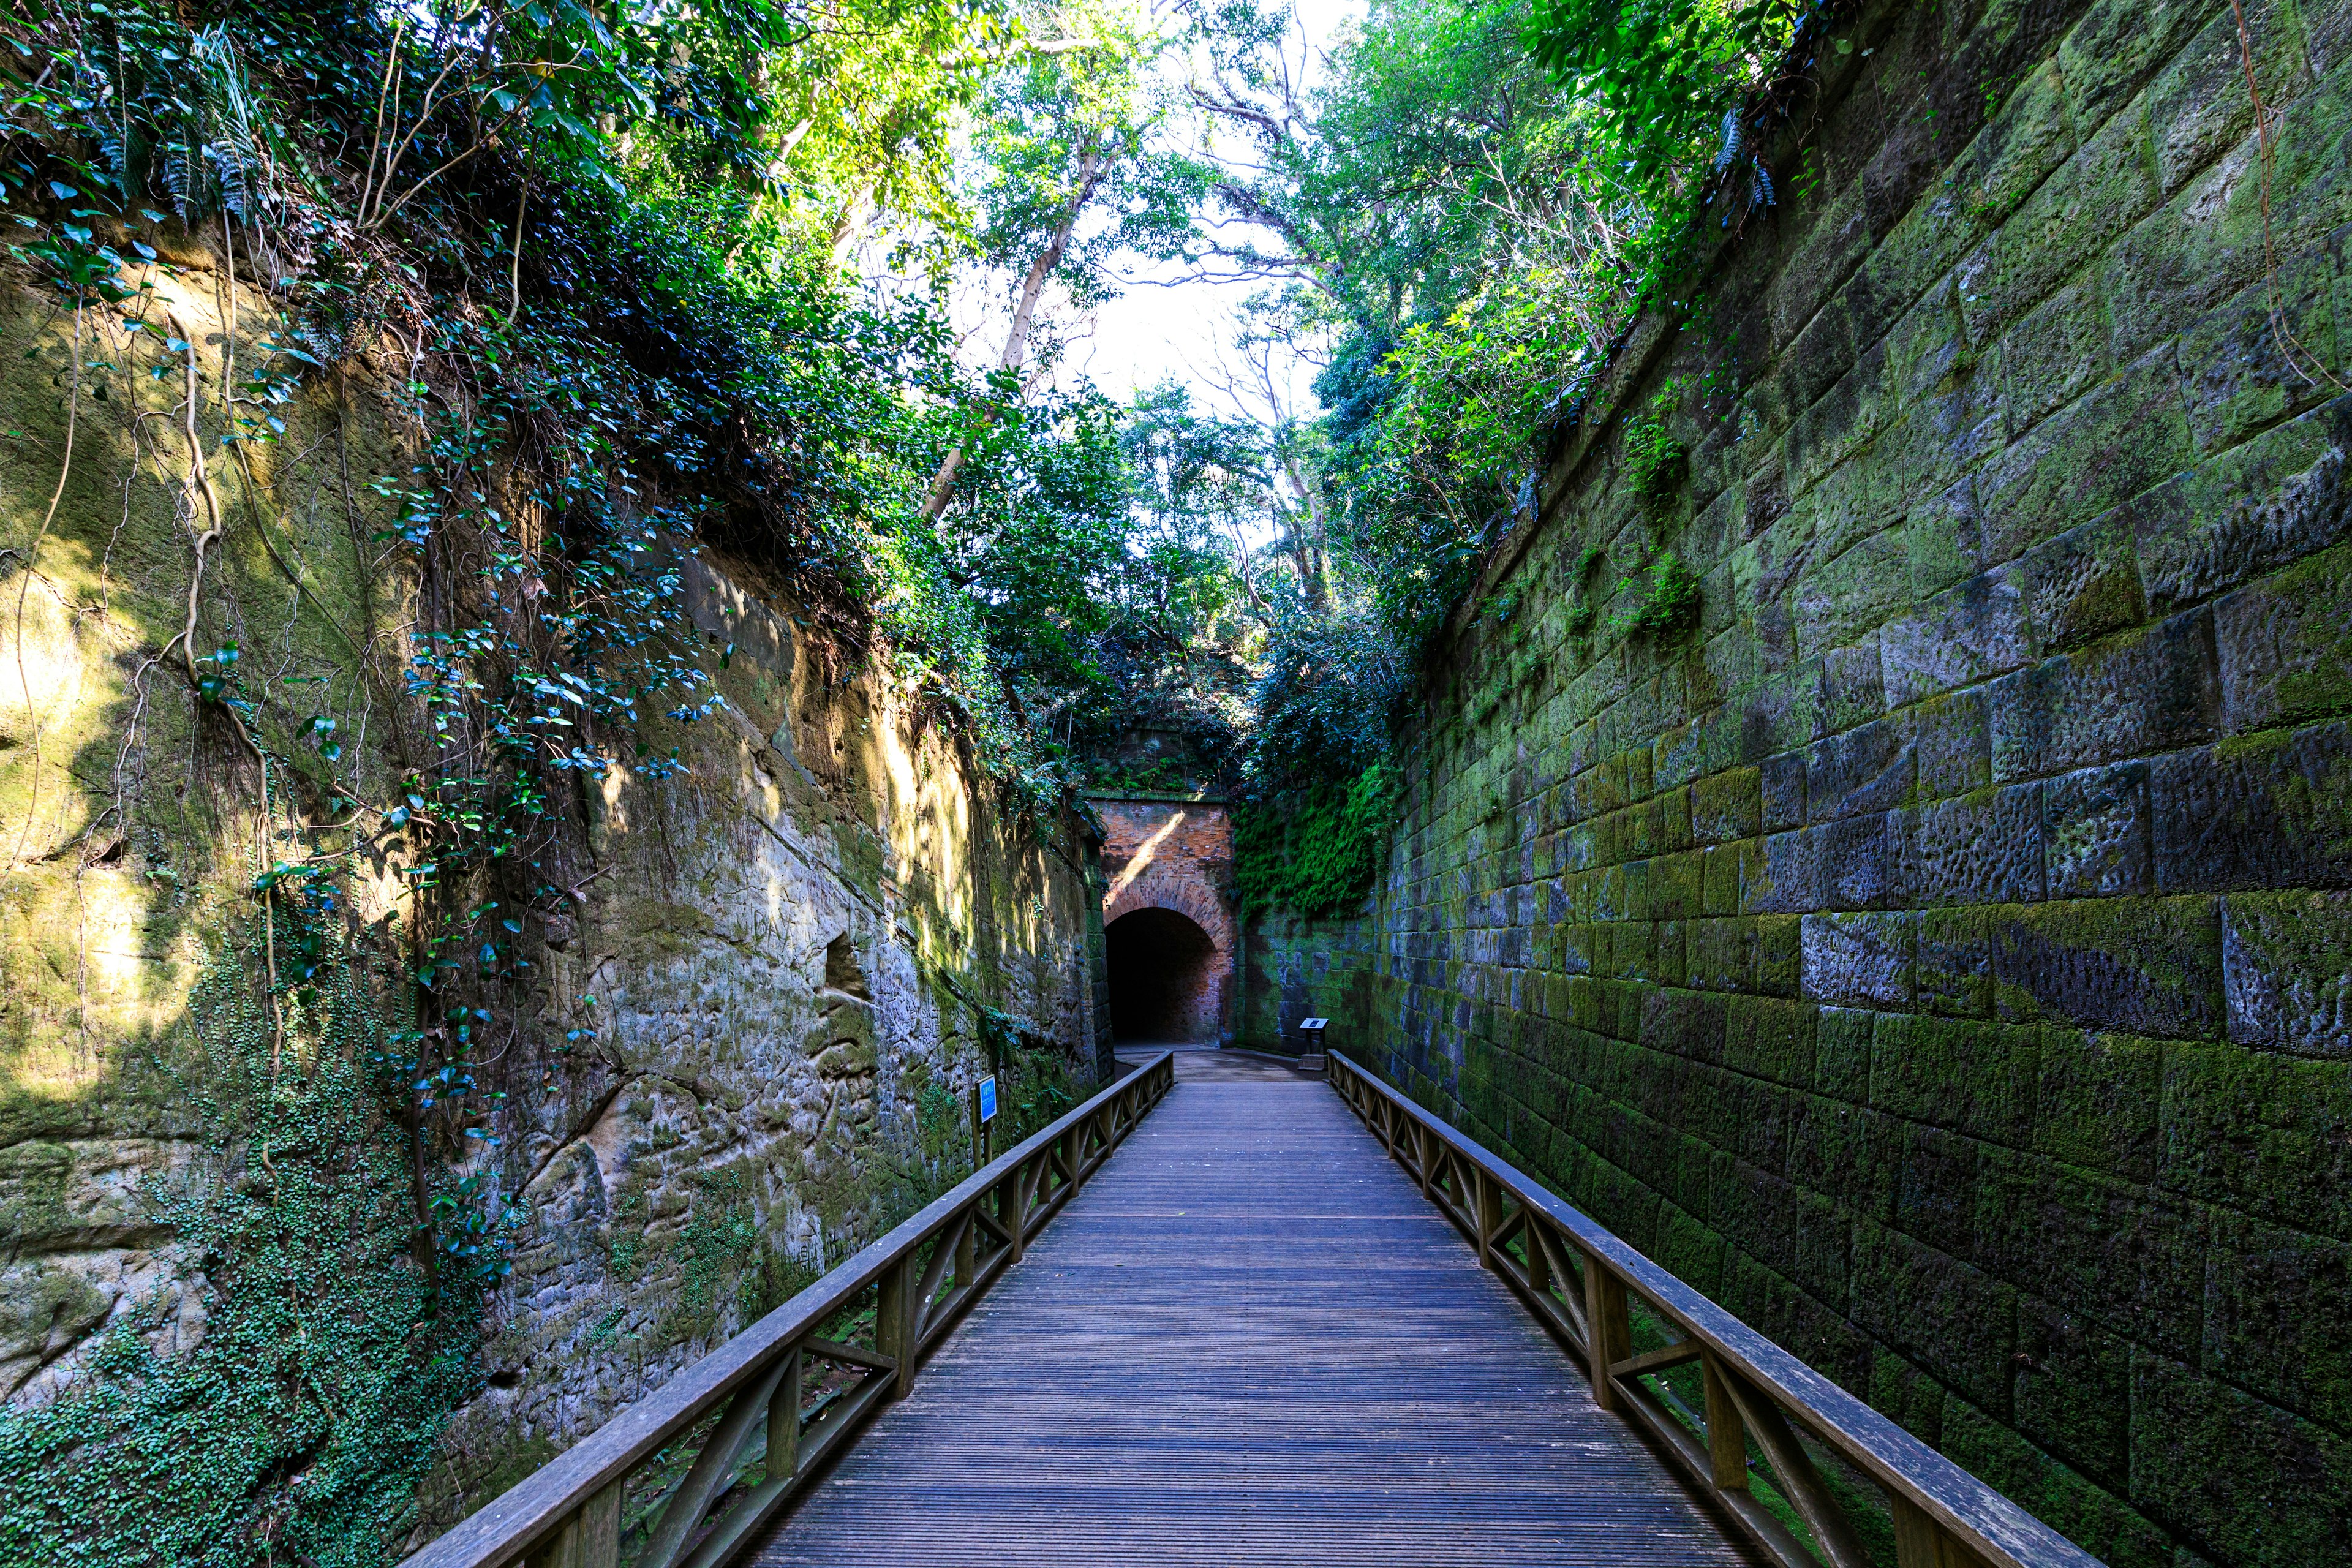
[1525,0,1803,187]
[1245,590,1406,797]
[0,929,481,1567]
[1611,549,1702,639]
[1234,760,1398,919]
[1623,385,1688,505]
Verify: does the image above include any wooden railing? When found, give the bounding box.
[1328,1052,2105,1568]
[402,1051,1177,1568]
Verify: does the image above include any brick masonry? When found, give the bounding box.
[1272,1,2352,1563]
[1095,797,1237,1042]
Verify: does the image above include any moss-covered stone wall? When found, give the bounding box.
[1313,1,2352,1563]
[0,242,1107,1554]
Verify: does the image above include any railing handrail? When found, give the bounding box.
[1327,1052,2105,1568]
[403,1051,1178,1568]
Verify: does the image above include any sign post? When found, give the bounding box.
[1297,1017,1329,1072]
[973,1074,998,1165]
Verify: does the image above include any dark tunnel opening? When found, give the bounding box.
[1105,907,1219,1043]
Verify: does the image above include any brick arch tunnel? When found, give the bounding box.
[1104,906,1224,1044]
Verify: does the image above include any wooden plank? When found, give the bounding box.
[748,1059,1747,1568]
[1585,1258,1631,1412]
[1611,1341,1705,1380]
[400,1054,1174,1568]
[1703,1351,1748,1493]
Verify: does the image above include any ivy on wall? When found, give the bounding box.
[0,918,481,1567]
[1233,760,1398,921]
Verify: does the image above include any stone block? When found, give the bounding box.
[2036,1027,2163,1179]
[2000,274,2118,435]
[1943,1400,2173,1568]
[1757,914,1803,997]
[1747,827,1822,914]
[1691,766,1763,845]
[1815,1005,1876,1102]
[2173,251,2338,454]
[2129,1351,2352,1568]
[2154,721,2352,892]
[2220,890,2352,1055]
[1802,911,1916,1006]
[1769,187,1872,354]
[2042,760,2155,897]
[1987,895,2224,1038]
[1942,53,2079,270]
[1907,475,1993,600]
[1852,1219,2017,1413]
[1918,905,1994,1016]
[1969,347,2196,565]
[1882,567,2032,707]
[2146,0,2312,198]
[1821,812,1910,910]
[1874,1012,2040,1145]
[1686,916,1755,993]
[1795,529,1913,661]
[2056,0,2216,131]
[2100,126,2299,371]
[1806,718,1915,823]
[2018,511,2147,654]
[1872,1346,1950,1450]
[1723,993,1818,1087]
[1650,849,1705,922]
[2015,1296,2134,1488]
[1761,748,1808,831]
[2204,1210,2352,1433]
[1785,1095,1899,1219]
[2214,540,2352,734]
[1807,641,1888,739]
[1977,1152,2209,1364]
[2159,1039,2352,1240]
[1988,610,2219,782]
[1903,687,1994,801]
[1909,785,2048,905]
[2133,392,2352,616]
[1898,1121,1985,1260]
[1975,96,2163,346]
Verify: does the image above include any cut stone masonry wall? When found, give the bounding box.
[1301,0,2352,1563]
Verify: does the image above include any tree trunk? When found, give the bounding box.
[920,138,1107,522]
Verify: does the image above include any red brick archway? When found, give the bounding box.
[1095,800,1235,1044]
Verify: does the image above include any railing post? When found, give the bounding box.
[877,1253,918,1399]
[1583,1253,1629,1411]
[954,1203,977,1288]
[1474,1169,1499,1268]
[999,1161,1027,1262]
[767,1345,804,1482]
[574,1480,620,1568]
[1892,1495,1967,1568]
[1701,1350,1747,1493]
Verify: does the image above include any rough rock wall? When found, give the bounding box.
[423,552,1109,1525]
[1316,1,2352,1564]
[0,247,1106,1544]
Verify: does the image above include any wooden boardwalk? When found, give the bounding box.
[747,1052,1752,1567]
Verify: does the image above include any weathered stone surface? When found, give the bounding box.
[1245,11,2352,1568]
[2220,889,2352,1054]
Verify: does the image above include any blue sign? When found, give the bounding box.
[978,1076,998,1123]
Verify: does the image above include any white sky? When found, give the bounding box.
[1069,0,1365,417]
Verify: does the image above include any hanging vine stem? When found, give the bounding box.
[2228,0,2348,395]
[9,299,83,870]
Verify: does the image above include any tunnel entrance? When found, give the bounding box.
[1105,907,1221,1044]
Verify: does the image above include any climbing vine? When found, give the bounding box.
[1233,760,1398,921]
[0,916,483,1567]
